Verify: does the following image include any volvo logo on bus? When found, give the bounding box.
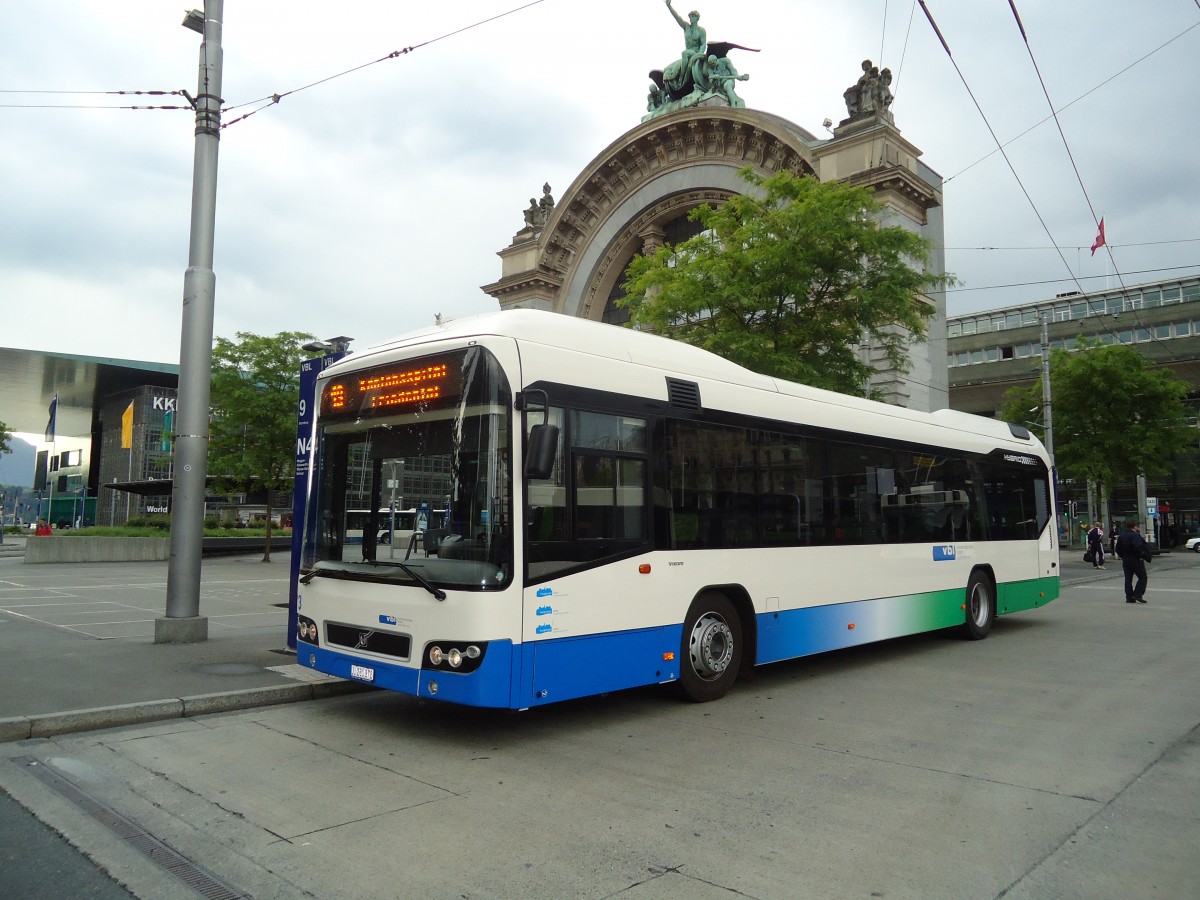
[355,631,373,650]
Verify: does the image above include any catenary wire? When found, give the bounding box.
[944,19,1200,184]
[917,3,1083,291]
[0,1,551,118]
[887,0,920,104]
[220,0,550,128]
[0,89,192,111]
[945,263,1200,294]
[946,238,1200,251]
[1006,0,1189,363]
[918,2,1189,363]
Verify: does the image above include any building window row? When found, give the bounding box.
[949,319,1200,367]
[947,281,1200,338]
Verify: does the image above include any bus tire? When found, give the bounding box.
[961,570,995,641]
[679,593,743,702]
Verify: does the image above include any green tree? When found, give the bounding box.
[999,339,1193,493]
[620,167,953,397]
[209,331,314,561]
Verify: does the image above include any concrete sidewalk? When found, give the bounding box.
[0,539,367,742]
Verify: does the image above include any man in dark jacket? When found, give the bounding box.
[1086,521,1106,569]
[1115,520,1151,604]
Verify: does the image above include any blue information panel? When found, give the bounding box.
[288,351,345,649]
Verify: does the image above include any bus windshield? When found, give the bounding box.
[301,345,513,590]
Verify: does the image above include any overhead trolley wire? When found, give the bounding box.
[917,3,1082,292]
[0,88,193,111]
[0,0,551,120]
[944,19,1200,184]
[947,238,1200,252]
[919,1,1194,373]
[888,0,920,105]
[946,263,1200,294]
[1004,0,1190,363]
[221,0,551,129]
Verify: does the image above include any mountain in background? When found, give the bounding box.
[0,435,36,487]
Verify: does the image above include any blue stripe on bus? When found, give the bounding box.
[519,626,682,707]
[302,585,991,709]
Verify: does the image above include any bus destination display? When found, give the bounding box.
[321,356,460,420]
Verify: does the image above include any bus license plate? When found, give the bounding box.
[350,664,375,683]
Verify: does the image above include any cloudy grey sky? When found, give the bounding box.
[3,0,1197,372]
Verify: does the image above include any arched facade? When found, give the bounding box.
[483,104,948,410]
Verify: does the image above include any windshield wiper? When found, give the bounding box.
[300,561,446,600]
[365,560,447,601]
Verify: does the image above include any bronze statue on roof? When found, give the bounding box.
[644,2,756,120]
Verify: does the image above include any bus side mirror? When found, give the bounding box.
[525,424,559,480]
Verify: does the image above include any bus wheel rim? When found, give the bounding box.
[689,612,734,681]
[970,584,989,627]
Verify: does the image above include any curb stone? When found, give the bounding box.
[0,681,374,744]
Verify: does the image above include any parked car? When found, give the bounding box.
[1185,536,1200,553]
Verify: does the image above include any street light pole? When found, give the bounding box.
[1039,311,1061,542]
[160,1,224,644]
[1039,312,1055,466]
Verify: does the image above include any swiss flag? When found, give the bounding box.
[1090,218,1106,256]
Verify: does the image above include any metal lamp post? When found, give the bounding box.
[159,1,224,644]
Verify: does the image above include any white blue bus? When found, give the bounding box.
[296,310,1058,708]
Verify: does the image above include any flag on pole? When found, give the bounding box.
[1090,218,1106,256]
[161,409,174,453]
[45,394,58,442]
[121,401,135,449]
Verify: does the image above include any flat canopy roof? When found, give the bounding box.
[0,347,178,437]
[103,477,223,496]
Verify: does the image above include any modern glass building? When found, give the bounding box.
[96,386,179,526]
[947,274,1200,541]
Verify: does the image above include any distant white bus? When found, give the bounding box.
[341,507,448,555]
[296,310,1058,708]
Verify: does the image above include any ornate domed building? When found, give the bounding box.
[484,23,947,411]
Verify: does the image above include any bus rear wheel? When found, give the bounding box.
[960,571,995,640]
[679,593,743,702]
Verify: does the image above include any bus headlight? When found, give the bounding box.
[297,616,318,645]
[423,641,486,673]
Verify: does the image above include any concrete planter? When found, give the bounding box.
[24,536,170,563]
[21,535,292,563]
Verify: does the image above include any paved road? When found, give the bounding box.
[0,788,133,899]
[1,554,1197,899]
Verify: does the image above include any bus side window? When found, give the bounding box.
[526,409,568,545]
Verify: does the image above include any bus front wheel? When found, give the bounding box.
[679,593,743,702]
[961,571,995,640]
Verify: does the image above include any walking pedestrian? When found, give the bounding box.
[1086,521,1106,569]
[1115,520,1152,604]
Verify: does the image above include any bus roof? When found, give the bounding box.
[336,310,1043,457]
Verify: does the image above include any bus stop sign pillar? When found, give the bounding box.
[288,343,350,649]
